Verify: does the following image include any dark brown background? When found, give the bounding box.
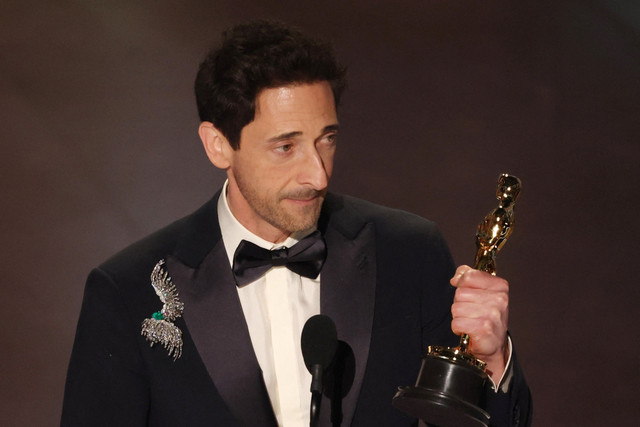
[2,0,639,425]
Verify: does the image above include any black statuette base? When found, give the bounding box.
[392,355,490,427]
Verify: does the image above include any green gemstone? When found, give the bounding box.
[152,311,164,320]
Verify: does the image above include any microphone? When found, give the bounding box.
[301,315,338,427]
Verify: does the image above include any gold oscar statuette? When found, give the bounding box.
[393,174,522,427]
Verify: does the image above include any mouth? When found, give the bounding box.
[284,195,321,206]
[282,189,325,206]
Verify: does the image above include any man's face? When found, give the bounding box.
[225,81,338,242]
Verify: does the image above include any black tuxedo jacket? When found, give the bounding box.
[62,192,531,426]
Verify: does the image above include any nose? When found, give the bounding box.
[298,146,330,190]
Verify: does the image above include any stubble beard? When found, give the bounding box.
[235,176,325,235]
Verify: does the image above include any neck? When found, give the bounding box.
[225,187,290,244]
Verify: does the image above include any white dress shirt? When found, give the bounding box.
[218,181,319,427]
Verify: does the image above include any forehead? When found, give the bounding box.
[253,82,337,124]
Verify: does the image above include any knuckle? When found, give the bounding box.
[451,304,460,317]
[450,319,462,334]
[498,292,509,308]
[463,269,479,281]
[456,275,469,288]
[454,287,468,301]
[456,265,471,274]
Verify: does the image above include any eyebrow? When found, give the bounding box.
[323,124,340,134]
[267,124,340,143]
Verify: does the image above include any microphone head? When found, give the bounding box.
[301,314,338,372]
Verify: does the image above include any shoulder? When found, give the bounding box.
[97,193,220,285]
[322,192,447,248]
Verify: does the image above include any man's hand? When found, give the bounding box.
[450,265,509,383]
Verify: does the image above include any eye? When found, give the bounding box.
[322,133,338,145]
[275,143,293,153]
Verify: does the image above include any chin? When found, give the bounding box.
[281,212,320,234]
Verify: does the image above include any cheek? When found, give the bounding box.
[254,164,290,193]
[235,154,269,180]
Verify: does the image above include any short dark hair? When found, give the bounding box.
[194,20,347,149]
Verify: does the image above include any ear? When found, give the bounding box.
[199,121,233,169]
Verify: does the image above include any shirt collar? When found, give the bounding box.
[217,180,316,267]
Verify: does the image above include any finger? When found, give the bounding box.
[453,268,509,291]
[451,301,508,325]
[453,287,509,307]
[449,265,473,287]
[451,316,496,337]
[451,316,506,342]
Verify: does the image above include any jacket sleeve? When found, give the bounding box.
[484,341,533,427]
[61,268,150,426]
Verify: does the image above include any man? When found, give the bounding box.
[62,21,531,426]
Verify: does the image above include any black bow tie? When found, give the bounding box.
[232,230,327,287]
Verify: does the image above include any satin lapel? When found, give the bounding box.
[166,244,277,426]
[319,220,376,426]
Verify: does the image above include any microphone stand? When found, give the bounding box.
[301,315,337,427]
[309,364,322,427]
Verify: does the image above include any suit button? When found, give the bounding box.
[513,403,520,426]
